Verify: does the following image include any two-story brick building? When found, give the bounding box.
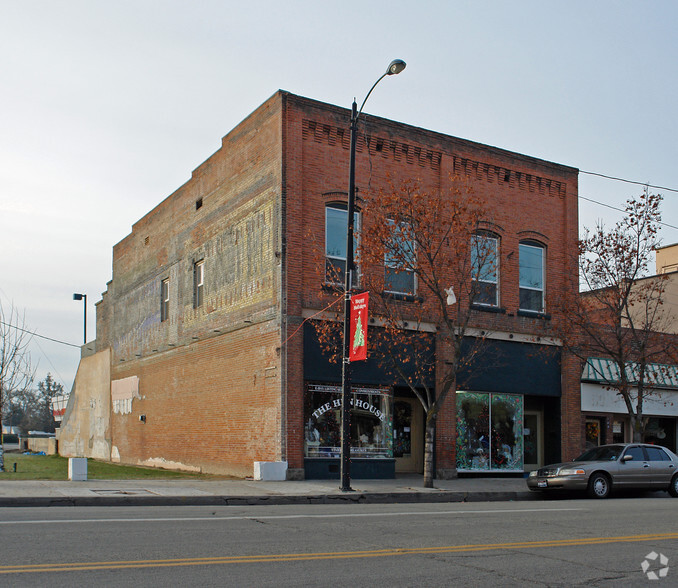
[58,91,581,479]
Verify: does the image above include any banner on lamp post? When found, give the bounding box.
[349,292,369,362]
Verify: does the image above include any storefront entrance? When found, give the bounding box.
[393,397,424,473]
[523,411,543,471]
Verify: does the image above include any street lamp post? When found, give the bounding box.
[73,293,87,345]
[340,59,406,492]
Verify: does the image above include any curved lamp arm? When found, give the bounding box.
[356,59,407,119]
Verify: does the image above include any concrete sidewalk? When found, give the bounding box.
[0,474,536,507]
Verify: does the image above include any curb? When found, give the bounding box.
[0,491,538,508]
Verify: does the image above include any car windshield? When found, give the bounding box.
[574,446,624,462]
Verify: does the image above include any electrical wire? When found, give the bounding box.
[282,295,343,347]
[579,196,678,232]
[580,170,678,194]
[33,336,69,390]
[0,320,81,348]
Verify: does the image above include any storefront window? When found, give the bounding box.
[612,420,625,444]
[644,417,676,452]
[305,384,393,459]
[586,418,602,448]
[456,391,523,471]
[456,392,490,470]
[490,394,523,469]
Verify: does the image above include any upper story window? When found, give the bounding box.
[384,219,416,295]
[194,260,204,308]
[519,241,545,312]
[161,278,170,321]
[471,233,499,306]
[325,203,359,285]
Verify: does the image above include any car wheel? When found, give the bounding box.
[587,472,611,499]
[669,475,678,498]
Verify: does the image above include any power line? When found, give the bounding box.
[33,336,70,391]
[579,170,678,195]
[0,320,81,348]
[579,195,678,232]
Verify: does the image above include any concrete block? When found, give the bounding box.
[253,461,288,481]
[68,457,88,481]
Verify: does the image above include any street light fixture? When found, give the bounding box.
[340,59,406,492]
[73,293,87,345]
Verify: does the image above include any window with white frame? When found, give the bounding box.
[161,278,170,322]
[194,260,204,308]
[519,241,545,312]
[471,233,499,306]
[325,203,359,285]
[384,219,416,295]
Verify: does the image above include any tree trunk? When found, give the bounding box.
[423,420,436,488]
[631,413,644,443]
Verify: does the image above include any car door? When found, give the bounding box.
[616,446,649,487]
[644,446,677,487]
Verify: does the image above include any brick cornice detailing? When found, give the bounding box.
[302,119,566,197]
[453,156,566,198]
[302,119,442,171]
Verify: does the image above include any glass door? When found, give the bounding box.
[394,398,423,473]
[523,411,543,472]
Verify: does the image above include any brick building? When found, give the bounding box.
[59,91,581,479]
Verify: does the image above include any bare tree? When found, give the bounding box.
[558,189,676,442]
[0,301,35,471]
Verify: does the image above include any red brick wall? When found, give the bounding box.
[96,90,580,476]
[100,93,286,476]
[111,322,281,476]
[281,93,580,472]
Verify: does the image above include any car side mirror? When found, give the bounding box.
[621,454,633,462]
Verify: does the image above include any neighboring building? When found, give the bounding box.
[619,242,678,335]
[581,358,678,452]
[657,243,678,275]
[580,245,678,451]
[59,91,581,478]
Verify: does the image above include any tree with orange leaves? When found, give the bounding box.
[314,176,497,487]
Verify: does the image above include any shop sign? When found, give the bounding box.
[311,397,386,422]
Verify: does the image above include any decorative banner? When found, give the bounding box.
[349,292,369,362]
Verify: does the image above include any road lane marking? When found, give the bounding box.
[0,507,583,525]
[2,531,678,574]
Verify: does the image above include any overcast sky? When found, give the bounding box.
[1,1,677,393]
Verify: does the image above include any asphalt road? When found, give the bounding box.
[1,498,676,587]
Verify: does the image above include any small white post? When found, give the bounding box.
[68,457,88,481]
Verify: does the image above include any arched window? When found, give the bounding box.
[384,218,416,295]
[325,203,360,285]
[471,232,499,306]
[519,241,545,312]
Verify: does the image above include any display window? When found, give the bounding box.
[456,391,524,471]
[612,419,626,444]
[305,383,393,459]
[644,417,676,452]
[585,418,602,448]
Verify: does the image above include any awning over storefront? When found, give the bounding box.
[303,323,435,388]
[583,358,678,390]
[581,383,678,416]
[457,338,561,397]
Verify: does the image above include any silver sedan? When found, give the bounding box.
[527,443,678,498]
